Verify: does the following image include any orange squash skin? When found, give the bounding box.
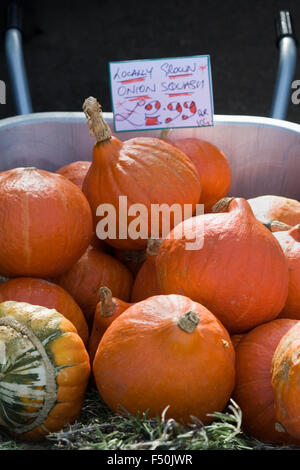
[131,259,161,302]
[230,334,244,349]
[271,322,300,441]
[82,136,201,250]
[234,319,298,444]
[0,277,89,345]
[0,168,93,277]
[166,137,232,212]
[248,195,300,227]
[93,294,235,424]
[88,288,132,362]
[90,232,108,252]
[56,246,133,327]
[131,239,162,302]
[273,226,300,320]
[56,161,91,190]
[156,198,289,333]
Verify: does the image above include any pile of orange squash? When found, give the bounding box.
[0,95,300,445]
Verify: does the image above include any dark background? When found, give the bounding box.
[0,0,300,122]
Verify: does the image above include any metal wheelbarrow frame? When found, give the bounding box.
[1,3,300,201]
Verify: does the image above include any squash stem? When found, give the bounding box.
[99,286,116,317]
[82,97,112,143]
[263,220,292,232]
[212,197,235,213]
[177,310,199,333]
[146,238,162,257]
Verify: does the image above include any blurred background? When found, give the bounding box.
[0,0,299,122]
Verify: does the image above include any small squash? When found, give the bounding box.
[234,318,298,444]
[88,286,132,362]
[271,322,300,441]
[56,161,91,190]
[156,197,289,333]
[93,294,235,424]
[164,136,232,212]
[82,97,201,250]
[0,277,89,345]
[0,167,92,277]
[0,301,90,440]
[248,195,300,227]
[131,239,162,302]
[56,246,133,327]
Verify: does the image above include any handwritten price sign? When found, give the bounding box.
[109,55,214,132]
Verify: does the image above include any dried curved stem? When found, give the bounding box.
[99,286,116,317]
[82,96,112,143]
[212,197,235,214]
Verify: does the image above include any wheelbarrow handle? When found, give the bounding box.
[5,0,33,115]
[270,11,298,120]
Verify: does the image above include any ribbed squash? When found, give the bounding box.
[0,301,90,440]
[88,286,132,362]
[234,318,298,444]
[82,97,201,250]
[93,294,235,424]
[156,197,289,333]
[0,277,88,345]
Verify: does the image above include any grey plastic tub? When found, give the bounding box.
[0,112,299,200]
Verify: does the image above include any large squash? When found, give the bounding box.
[0,167,92,277]
[82,97,201,250]
[156,198,289,333]
[93,294,235,424]
[0,301,90,440]
[0,277,88,345]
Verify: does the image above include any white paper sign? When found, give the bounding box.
[109,55,214,132]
